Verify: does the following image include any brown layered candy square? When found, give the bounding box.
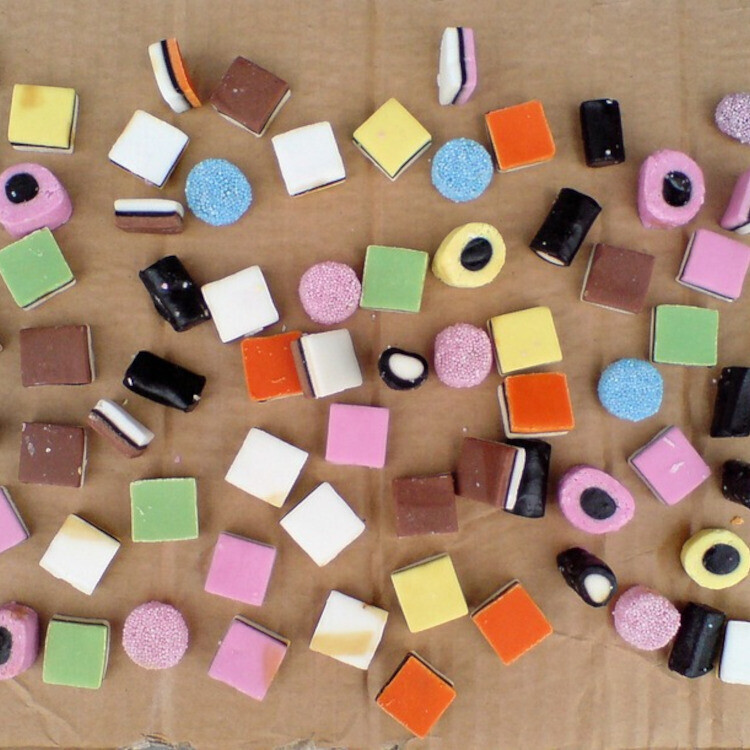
[20,324,93,386]
[19,422,87,488]
[392,474,458,537]
[456,437,524,507]
[581,244,654,314]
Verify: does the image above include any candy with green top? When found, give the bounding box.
[42,617,110,689]
[0,228,74,309]
[360,245,428,313]
[651,305,719,366]
[130,477,198,542]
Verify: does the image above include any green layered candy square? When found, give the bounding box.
[0,228,74,309]
[43,617,110,689]
[651,304,718,366]
[360,245,428,313]
[130,477,199,542]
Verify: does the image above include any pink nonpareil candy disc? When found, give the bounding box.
[298,261,361,325]
[715,93,750,145]
[612,585,680,651]
[433,322,493,388]
[122,601,189,669]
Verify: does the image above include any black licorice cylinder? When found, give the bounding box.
[722,459,750,508]
[557,547,617,607]
[579,99,625,168]
[668,602,726,678]
[711,367,750,438]
[123,350,206,412]
[505,439,551,518]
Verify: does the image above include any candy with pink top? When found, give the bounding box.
[720,169,750,234]
[122,601,189,669]
[298,261,360,325]
[433,323,492,388]
[0,602,39,679]
[613,585,680,651]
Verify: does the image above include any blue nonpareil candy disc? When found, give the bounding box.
[597,358,663,422]
[431,138,493,203]
[185,158,252,226]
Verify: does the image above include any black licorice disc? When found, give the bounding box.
[460,237,493,271]
[0,626,12,665]
[580,487,617,520]
[662,171,691,207]
[5,173,39,204]
[703,543,741,575]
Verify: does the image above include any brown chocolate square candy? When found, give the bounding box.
[20,325,93,386]
[581,244,655,314]
[456,437,522,507]
[392,474,458,537]
[209,56,290,136]
[19,422,87,487]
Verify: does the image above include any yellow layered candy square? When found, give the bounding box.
[8,84,78,153]
[489,306,562,374]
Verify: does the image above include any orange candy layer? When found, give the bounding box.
[241,332,303,401]
[504,372,574,433]
[485,100,555,171]
[166,38,202,108]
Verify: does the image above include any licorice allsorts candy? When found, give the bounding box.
[431,222,505,288]
[115,199,184,234]
[557,547,617,607]
[139,255,210,332]
[530,188,601,266]
[722,459,750,508]
[680,528,750,590]
[0,602,39,680]
[378,347,428,391]
[668,602,726,678]
[579,99,624,168]
[123,351,206,412]
[711,367,750,438]
[504,439,551,518]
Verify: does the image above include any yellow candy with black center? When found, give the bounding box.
[680,528,750,590]
[432,222,505,288]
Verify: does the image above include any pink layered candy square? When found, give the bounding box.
[325,403,389,468]
[0,486,29,554]
[208,617,288,701]
[721,169,750,234]
[204,532,276,606]
[629,426,711,506]
[678,229,750,301]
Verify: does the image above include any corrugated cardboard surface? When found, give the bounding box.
[2,1,750,747]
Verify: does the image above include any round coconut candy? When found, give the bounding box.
[715,93,750,145]
[597,358,663,422]
[185,158,252,226]
[122,601,189,669]
[612,585,680,651]
[431,138,493,203]
[433,323,493,388]
[298,261,361,325]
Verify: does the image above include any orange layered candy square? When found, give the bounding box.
[472,580,552,664]
[499,372,574,437]
[375,653,456,739]
[485,100,555,171]
[241,332,303,402]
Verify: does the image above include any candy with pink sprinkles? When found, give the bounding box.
[122,601,189,669]
[298,261,361,325]
[433,322,493,388]
[715,93,750,145]
[612,585,680,651]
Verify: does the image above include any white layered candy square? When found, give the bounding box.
[225,428,308,508]
[39,514,120,595]
[280,482,364,566]
[719,620,750,685]
[201,266,279,343]
[298,329,363,398]
[309,590,388,670]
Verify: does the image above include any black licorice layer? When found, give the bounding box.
[5,173,39,204]
[556,547,617,607]
[579,487,617,520]
[711,367,750,438]
[451,27,468,105]
[530,188,602,266]
[668,602,726,678]
[505,438,551,518]
[139,255,211,333]
[0,626,11,665]
[722,459,750,508]
[579,99,625,167]
[702,544,741,575]
[123,350,206,412]
[378,347,428,391]
[663,171,692,207]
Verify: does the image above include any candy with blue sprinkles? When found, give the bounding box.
[185,158,252,226]
[431,138,493,203]
[597,358,663,422]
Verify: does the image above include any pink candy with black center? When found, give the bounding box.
[0,602,39,680]
[433,322,492,388]
[298,261,361,325]
[122,601,189,670]
[613,585,680,651]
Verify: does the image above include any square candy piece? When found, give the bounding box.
[455,437,524,508]
[0,486,29,554]
[19,422,86,487]
[0,228,74,309]
[471,580,552,665]
[485,100,555,171]
[201,266,279,343]
[360,245,429,313]
[376,653,456,739]
[225,428,308,508]
[280,482,364,566]
[204,532,276,606]
[391,553,468,633]
[353,98,432,180]
[272,122,346,196]
[241,332,303,401]
[488,306,562,374]
[43,617,110,689]
[109,110,189,188]
[651,305,719,367]
[20,324,93,386]
[209,617,289,701]
[678,229,750,302]
[719,620,750,685]
[721,169,750,234]
[581,244,655,314]
[629,425,711,506]
[294,329,363,399]
[130,477,198,541]
[499,372,575,438]
[392,474,458,537]
[325,403,389,468]
[8,84,78,153]
[309,590,388,670]
[39,514,120,595]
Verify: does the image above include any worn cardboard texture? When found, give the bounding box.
[1,0,750,748]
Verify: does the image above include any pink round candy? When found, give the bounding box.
[715,93,750,145]
[613,585,680,651]
[122,601,189,670]
[0,602,39,680]
[433,323,493,388]
[298,261,361,325]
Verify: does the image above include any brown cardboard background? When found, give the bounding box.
[1,1,750,747]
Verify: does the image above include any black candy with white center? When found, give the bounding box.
[557,547,617,607]
[378,347,428,390]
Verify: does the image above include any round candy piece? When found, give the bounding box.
[378,347,428,390]
[298,261,360,325]
[680,528,750,590]
[122,601,189,669]
[715,93,750,145]
[433,323,493,388]
[185,158,252,226]
[431,138,493,203]
[613,585,680,651]
[0,602,39,680]
[432,222,506,288]
[558,465,635,534]
[597,358,663,422]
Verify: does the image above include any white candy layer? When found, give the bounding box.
[93,399,155,448]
